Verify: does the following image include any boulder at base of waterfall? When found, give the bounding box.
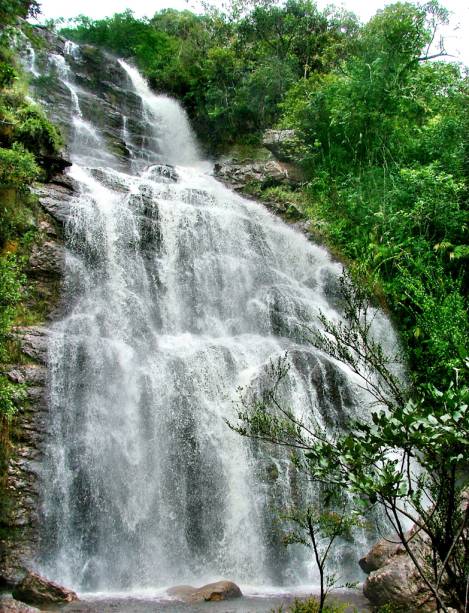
[361,534,437,612]
[168,580,242,603]
[363,551,436,611]
[12,571,78,606]
[359,537,405,574]
[0,596,40,612]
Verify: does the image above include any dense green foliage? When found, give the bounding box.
[0,0,40,27]
[280,2,468,388]
[59,3,358,146]
[0,143,38,188]
[0,6,63,422]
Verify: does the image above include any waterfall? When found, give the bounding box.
[26,43,396,594]
[118,60,200,166]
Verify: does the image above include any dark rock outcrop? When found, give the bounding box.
[168,580,242,603]
[0,346,50,586]
[0,596,40,612]
[14,327,50,364]
[32,176,76,225]
[30,33,152,172]
[213,134,307,230]
[0,173,73,587]
[214,160,302,191]
[360,532,446,612]
[213,156,317,247]
[262,129,298,162]
[27,240,64,278]
[12,571,78,606]
[38,152,72,181]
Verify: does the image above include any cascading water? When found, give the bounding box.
[25,39,396,595]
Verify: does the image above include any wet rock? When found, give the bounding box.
[167,585,197,602]
[89,168,131,192]
[38,152,72,181]
[33,25,66,55]
[196,581,242,602]
[361,531,443,612]
[359,538,403,574]
[13,327,50,364]
[168,580,242,603]
[145,164,178,183]
[28,240,64,277]
[214,160,302,190]
[47,171,76,191]
[12,571,78,606]
[263,129,298,162]
[5,369,26,385]
[286,349,355,428]
[0,361,49,585]
[38,218,57,237]
[0,596,40,612]
[363,552,435,611]
[16,366,47,386]
[33,179,76,225]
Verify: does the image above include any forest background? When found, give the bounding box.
[0,0,468,609]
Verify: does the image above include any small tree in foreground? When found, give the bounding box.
[281,501,359,613]
[231,273,469,612]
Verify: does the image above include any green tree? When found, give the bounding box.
[0,0,40,26]
[280,1,468,390]
[280,499,359,612]
[234,274,469,612]
[60,2,360,146]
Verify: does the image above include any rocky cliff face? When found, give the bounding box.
[0,175,75,587]
[29,32,154,174]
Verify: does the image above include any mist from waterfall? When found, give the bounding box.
[24,42,397,594]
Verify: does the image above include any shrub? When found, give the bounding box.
[0,376,25,420]
[14,104,63,156]
[280,596,348,613]
[0,143,39,186]
[0,254,24,352]
[0,62,17,88]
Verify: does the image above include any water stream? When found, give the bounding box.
[24,40,395,597]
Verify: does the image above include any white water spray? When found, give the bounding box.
[118,60,200,166]
[23,43,399,594]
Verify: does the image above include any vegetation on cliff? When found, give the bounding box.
[281,1,468,390]
[0,6,62,422]
[59,2,359,147]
